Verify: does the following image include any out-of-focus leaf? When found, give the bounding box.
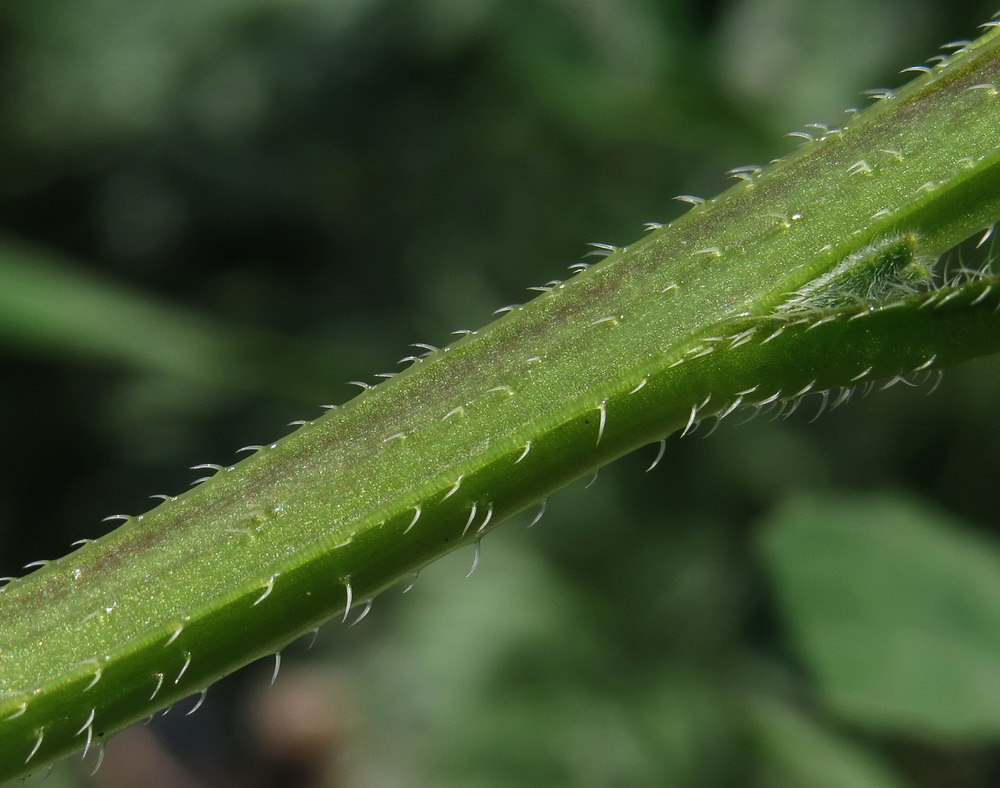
[746,694,905,788]
[347,532,746,786]
[0,238,345,403]
[714,0,921,132]
[759,492,1000,739]
[410,0,499,53]
[0,238,234,380]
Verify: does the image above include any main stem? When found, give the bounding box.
[2,24,1000,782]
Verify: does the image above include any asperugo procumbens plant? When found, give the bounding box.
[4,18,1000,783]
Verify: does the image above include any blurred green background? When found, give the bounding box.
[4,1,1000,786]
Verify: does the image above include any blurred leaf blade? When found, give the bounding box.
[746,693,906,788]
[0,237,348,404]
[760,492,1000,740]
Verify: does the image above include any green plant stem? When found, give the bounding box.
[3,23,1000,783]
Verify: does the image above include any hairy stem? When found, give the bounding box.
[2,21,1000,782]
